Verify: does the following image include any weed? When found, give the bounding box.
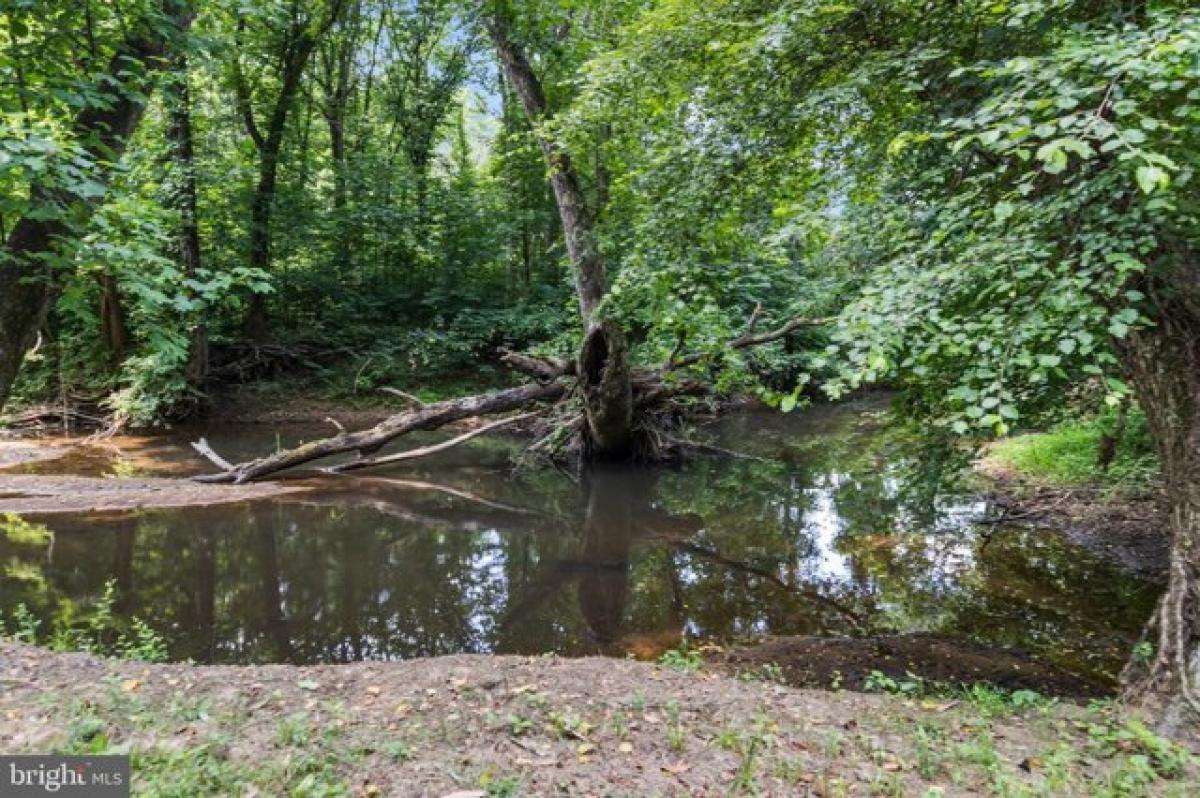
[660,643,703,673]
[384,740,413,763]
[481,771,524,798]
[275,712,311,747]
[666,702,687,752]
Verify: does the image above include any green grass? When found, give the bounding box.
[984,408,1157,492]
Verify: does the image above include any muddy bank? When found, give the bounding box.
[0,475,305,515]
[0,441,69,469]
[3,642,1196,796]
[975,458,1168,580]
[721,634,1108,697]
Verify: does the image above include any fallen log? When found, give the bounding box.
[193,311,828,484]
[323,412,537,473]
[194,381,566,483]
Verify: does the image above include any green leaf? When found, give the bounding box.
[1135,165,1168,194]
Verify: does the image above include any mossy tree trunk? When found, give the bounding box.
[485,12,634,459]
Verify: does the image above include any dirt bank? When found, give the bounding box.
[975,458,1168,580]
[721,634,1107,697]
[2,643,1196,797]
[0,475,305,515]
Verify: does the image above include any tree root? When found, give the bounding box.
[192,311,825,483]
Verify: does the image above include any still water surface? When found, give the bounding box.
[0,396,1157,684]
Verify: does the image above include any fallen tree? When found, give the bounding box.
[192,311,825,483]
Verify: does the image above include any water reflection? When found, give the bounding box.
[0,396,1159,685]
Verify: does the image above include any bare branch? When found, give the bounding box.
[379,386,425,406]
[191,437,234,471]
[327,412,537,473]
[671,312,830,370]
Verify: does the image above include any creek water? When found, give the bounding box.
[0,395,1158,687]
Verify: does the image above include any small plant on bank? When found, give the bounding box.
[659,641,704,673]
[2,579,170,663]
[864,670,1055,716]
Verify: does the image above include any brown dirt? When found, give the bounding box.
[3,642,1196,797]
[975,459,1168,579]
[0,474,305,515]
[0,441,69,468]
[719,634,1108,697]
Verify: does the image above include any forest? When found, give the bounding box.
[1,0,1199,794]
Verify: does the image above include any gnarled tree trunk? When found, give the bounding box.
[1118,248,1200,735]
[485,12,633,458]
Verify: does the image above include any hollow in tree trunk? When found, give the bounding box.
[486,12,633,458]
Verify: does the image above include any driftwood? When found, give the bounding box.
[322,412,537,473]
[193,311,826,484]
[195,381,565,483]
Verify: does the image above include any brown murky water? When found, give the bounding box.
[0,396,1159,685]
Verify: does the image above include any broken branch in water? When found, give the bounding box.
[191,307,822,484]
[191,437,234,471]
[194,381,567,483]
[324,412,538,473]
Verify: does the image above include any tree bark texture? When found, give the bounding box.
[1118,246,1200,734]
[485,12,633,458]
[165,54,208,384]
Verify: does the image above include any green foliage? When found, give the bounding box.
[1,513,52,547]
[1088,718,1196,783]
[984,408,1158,491]
[2,579,170,663]
[822,6,1199,438]
[864,670,1056,716]
[658,642,704,673]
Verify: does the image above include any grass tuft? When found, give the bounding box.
[984,408,1157,492]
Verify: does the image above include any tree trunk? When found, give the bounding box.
[1118,250,1200,735]
[0,2,192,412]
[165,55,208,385]
[98,272,130,361]
[242,150,278,342]
[234,8,339,342]
[486,13,633,458]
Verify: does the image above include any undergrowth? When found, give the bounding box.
[983,407,1157,493]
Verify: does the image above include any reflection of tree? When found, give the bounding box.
[0,408,1160,684]
[252,516,295,664]
[193,527,216,662]
[109,522,136,614]
[577,467,642,644]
